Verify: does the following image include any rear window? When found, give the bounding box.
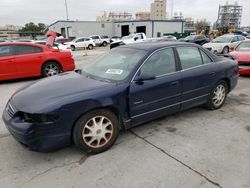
[0,45,13,57]
[15,45,43,55]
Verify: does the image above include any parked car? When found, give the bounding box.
[160,35,177,41]
[55,38,72,44]
[0,42,75,81]
[34,41,70,51]
[89,35,110,47]
[178,35,210,45]
[110,33,147,49]
[64,37,95,51]
[0,39,6,43]
[2,42,238,154]
[203,34,246,54]
[110,36,121,43]
[229,40,250,76]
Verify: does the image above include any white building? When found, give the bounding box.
[49,19,185,38]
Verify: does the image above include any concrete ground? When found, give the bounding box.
[0,47,250,188]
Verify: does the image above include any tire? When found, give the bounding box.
[206,81,228,110]
[42,62,61,77]
[222,46,229,54]
[102,41,107,47]
[73,109,119,154]
[71,45,76,51]
[88,44,93,50]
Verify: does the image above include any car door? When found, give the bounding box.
[13,44,45,77]
[176,46,217,110]
[0,44,17,80]
[129,47,182,125]
[74,38,85,48]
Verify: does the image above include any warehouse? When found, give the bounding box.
[49,20,185,38]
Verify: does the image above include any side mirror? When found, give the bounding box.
[134,37,138,41]
[134,73,156,83]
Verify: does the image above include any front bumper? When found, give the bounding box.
[239,65,250,76]
[2,105,71,152]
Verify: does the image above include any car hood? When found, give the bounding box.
[11,72,115,113]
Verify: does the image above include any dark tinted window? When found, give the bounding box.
[177,47,203,69]
[200,50,212,64]
[237,36,245,41]
[85,38,90,41]
[15,45,43,55]
[196,36,205,40]
[141,48,176,76]
[91,36,99,39]
[231,37,238,43]
[0,45,13,57]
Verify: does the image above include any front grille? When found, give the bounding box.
[238,62,250,66]
[6,103,15,117]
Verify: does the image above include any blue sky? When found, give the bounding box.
[1,0,249,26]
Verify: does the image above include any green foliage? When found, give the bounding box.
[18,22,48,38]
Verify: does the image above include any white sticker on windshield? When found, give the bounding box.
[105,69,123,75]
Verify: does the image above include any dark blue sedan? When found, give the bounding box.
[2,42,238,154]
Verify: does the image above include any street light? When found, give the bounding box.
[65,0,69,20]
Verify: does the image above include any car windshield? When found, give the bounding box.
[236,42,250,51]
[212,35,233,43]
[185,35,196,40]
[71,38,81,42]
[122,34,135,40]
[83,48,147,82]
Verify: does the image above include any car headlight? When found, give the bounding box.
[19,112,59,123]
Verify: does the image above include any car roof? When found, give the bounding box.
[119,41,200,51]
[0,42,48,48]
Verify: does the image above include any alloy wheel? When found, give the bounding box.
[82,116,114,148]
[45,64,59,76]
[212,84,226,107]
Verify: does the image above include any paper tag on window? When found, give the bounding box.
[105,69,123,75]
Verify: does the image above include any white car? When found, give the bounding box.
[34,41,70,51]
[203,34,246,54]
[64,37,96,51]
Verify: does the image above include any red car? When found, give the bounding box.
[0,42,75,81]
[230,40,250,76]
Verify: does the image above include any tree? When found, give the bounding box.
[195,19,211,34]
[18,22,48,38]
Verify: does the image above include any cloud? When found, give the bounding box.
[0,0,249,26]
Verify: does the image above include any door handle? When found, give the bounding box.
[170,81,179,86]
[209,72,216,76]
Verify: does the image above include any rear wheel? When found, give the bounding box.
[73,109,119,154]
[42,62,61,77]
[206,81,228,110]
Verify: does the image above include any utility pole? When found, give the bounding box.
[171,0,174,18]
[65,0,69,20]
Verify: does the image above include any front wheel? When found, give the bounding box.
[88,44,93,50]
[42,62,61,77]
[102,41,107,47]
[73,109,119,154]
[222,46,229,54]
[206,81,228,110]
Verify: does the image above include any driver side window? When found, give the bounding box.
[140,48,176,77]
